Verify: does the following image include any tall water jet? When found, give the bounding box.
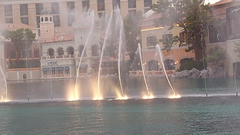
[117,9,125,97]
[74,11,95,100]
[0,66,7,101]
[138,43,150,96]
[228,51,238,96]
[156,44,179,97]
[97,12,113,99]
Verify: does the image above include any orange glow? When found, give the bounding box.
[68,98,78,101]
[116,96,128,100]
[93,97,104,100]
[141,27,164,32]
[143,95,155,99]
[67,84,79,100]
[169,94,181,99]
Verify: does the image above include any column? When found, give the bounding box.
[12,4,21,24]
[136,0,144,14]
[59,2,68,27]
[105,0,113,15]
[0,5,4,23]
[89,0,98,20]
[28,3,37,28]
[120,0,128,18]
[75,1,82,21]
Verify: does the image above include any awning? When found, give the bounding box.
[49,67,55,71]
[56,67,64,70]
[65,67,69,70]
[76,64,88,68]
[42,68,48,71]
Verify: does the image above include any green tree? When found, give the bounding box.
[159,35,179,52]
[2,28,36,67]
[234,41,240,58]
[124,11,143,64]
[206,46,226,67]
[151,0,212,68]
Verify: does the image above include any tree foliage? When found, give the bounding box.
[206,46,226,67]
[234,41,240,58]
[159,35,179,52]
[2,28,36,52]
[151,0,212,67]
[124,11,143,63]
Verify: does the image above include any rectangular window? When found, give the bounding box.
[4,5,12,16]
[112,0,120,9]
[67,2,75,13]
[179,32,187,43]
[10,51,15,58]
[144,0,152,7]
[36,16,40,28]
[82,0,90,11]
[21,51,27,58]
[36,3,43,15]
[162,34,173,41]
[34,50,39,58]
[128,0,136,8]
[5,18,13,23]
[28,50,32,58]
[20,4,28,16]
[68,14,75,26]
[98,0,105,11]
[51,2,59,14]
[21,17,29,25]
[53,15,60,27]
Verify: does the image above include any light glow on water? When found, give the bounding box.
[93,97,104,100]
[169,94,181,99]
[116,96,128,100]
[68,98,78,101]
[143,95,155,99]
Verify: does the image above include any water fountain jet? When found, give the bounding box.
[138,43,151,96]
[156,44,180,98]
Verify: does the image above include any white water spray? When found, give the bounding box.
[0,66,7,100]
[117,11,124,96]
[97,12,114,97]
[74,11,95,99]
[156,45,176,95]
[138,44,150,95]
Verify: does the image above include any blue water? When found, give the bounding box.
[1,97,240,134]
[2,78,240,134]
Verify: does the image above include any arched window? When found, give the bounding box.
[50,17,52,21]
[147,34,157,48]
[67,46,74,55]
[164,59,175,70]
[148,60,158,71]
[180,58,192,65]
[57,47,64,56]
[23,74,27,79]
[45,17,48,21]
[79,45,86,57]
[92,45,98,56]
[41,17,43,22]
[48,48,54,57]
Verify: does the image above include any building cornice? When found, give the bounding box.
[0,0,80,5]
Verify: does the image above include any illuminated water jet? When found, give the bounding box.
[156,45,179,97]
[138,43,150,96]
[97,12,113,98]
[75,11,95,100]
